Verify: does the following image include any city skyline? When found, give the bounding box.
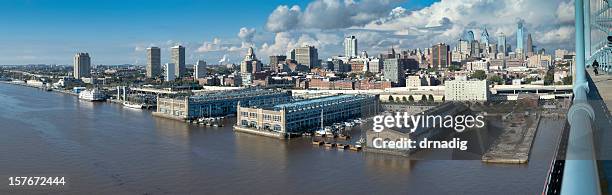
[0,0,573,65]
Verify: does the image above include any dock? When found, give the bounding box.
[482,113,542,164]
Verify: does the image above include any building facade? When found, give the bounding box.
[444,80,489,101]
[164,63,176,82]
[155,89,292,120]
[295,45,319,69]
[344,36,358,58]
[194,60,207,79]
[431,43,450,68]
[73,52,91,79]
[171,45,186,77]
[146,47,161,78]
[235,94,379,137]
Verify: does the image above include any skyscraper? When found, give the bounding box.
[526,33,534,56]
[344,36,357,58]
[146,47,161,78]
[431,43,450,68]
[498,33,507,56]
[194,60,207,79]
[480,27,489,44]
[295,45,319,69]
[171,45,185,78]
[516,21,525,54]
[73,52,91,79]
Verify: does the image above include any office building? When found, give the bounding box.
[406,75,427,88]
[235,94,379,138]
[384,58,405,86]
[431,43,450,68]
[240,47,263,73]
[146,47,161,78]
[295,45,319,69]
[344,36,358,58]
[498,33,507,56]
[73,52,91,79]
[269,55,287,72]
[194,60,207,79]
[171,45,186,77]
[164,63,176,82]
[155,89,292,120]
[444,80,489,102]
[526,34,534,57]
[516,21,525,54]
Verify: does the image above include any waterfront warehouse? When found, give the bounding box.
[235,94,379,138]
[154,88,292,120]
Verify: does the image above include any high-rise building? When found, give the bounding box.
[480,27,489,44]
[498,33,507,56]
[171,45,186,78]
[286,49,295,60]
[269,55,286,72]
[146,47,161,78]
[465,30,475,42]
[431,43,450,68]
[295,45,319,69]
[344,36,358,58]
[526,33,534,56]
[73,52,91,79]
[516,21,525,54]
[194,60,207,79]
[383,58,405,86]
[240,47,263,73]
[165,63,176,82]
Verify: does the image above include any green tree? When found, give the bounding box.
[402,96,408,102]
[488,75,504,85]
[388,95,394,102]
[408,95,414,102]
[428,94,434,102]
[471,70,487,80]
[421,95,427,102]
[364,71,375,78]
[448,65,461,72]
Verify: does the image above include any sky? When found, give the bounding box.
[0,0,574,65]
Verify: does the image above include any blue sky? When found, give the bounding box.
[0,0,572,65]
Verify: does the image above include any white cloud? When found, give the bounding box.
[265,0,400,32]
[266,5,301,32]
[537,26,575,44]
[238,27,256,43]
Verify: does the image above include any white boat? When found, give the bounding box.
[79,88,106,101]
[123,102,144,109]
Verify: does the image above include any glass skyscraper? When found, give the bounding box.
[516,21,524,53]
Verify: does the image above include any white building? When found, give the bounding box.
[444,80,489,101]
[74,52,91,79]
[466,60,490,72]
[165,63,176,82]
[194,60,207,79]
[406,75,427,88]
[344,36,358,58]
